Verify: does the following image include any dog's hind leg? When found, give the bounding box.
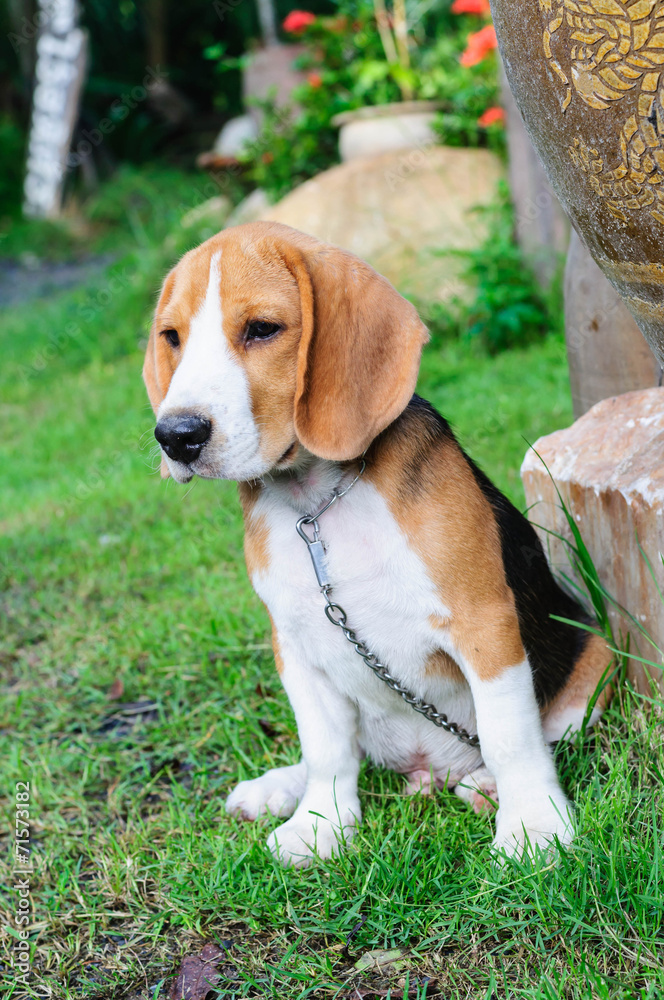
[542,633,613,743]
[226,762,307,821]
[453,766,498,814]
[452,612,573,854]
[404,769,437,795]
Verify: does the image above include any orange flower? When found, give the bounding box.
[460,24,497,66]
[452,0,491,15]
[282,10,316,33]
[307,71,323,88]
[478,105,505,127]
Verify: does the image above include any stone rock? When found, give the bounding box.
[197,116,260,171]
[226,188,271,229]
[180,195,232,231]
[332,101,441,162]
[257,145,504,303]
[213,114,258,158]
[521,388,664,692]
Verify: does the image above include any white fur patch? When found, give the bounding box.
[265,634,362,866]
[159,251,266,481]
[463,661,573,853]
[252,476,482,783]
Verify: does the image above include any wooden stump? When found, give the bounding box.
[522,388,664,694]
[565,229,662,419]
[501,66,569,288]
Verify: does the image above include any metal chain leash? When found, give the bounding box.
[295,461,481,749]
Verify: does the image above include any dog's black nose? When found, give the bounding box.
[154,415,212,465]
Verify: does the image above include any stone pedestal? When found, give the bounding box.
[565,230,661,420]
[521,388,664,693]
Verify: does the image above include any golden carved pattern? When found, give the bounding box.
[540,0,664,224]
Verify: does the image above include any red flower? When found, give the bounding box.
[460,24,497,66]
[478,105,505,127]
[282,10,316,33]
[307,71,323,88]
[452,0,491,15]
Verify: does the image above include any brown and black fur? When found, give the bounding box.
[367,394,611,717]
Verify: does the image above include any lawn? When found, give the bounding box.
[1,172,662,999]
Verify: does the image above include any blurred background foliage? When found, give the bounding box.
[0,0,337,213]
[0,0,500,216]
[0,0,548,355]
[238,1,500,201]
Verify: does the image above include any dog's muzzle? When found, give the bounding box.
[154,414,212,465]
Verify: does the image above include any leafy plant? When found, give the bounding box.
[239,90,347,203]
[429,39,502,150]
[230,0,502,200]
[423,183,558,354]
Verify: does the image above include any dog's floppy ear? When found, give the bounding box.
[290,243,429,460]
[143,267,177,478]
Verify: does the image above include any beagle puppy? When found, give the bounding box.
[143,221,612,866]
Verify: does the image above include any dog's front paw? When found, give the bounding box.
[225,763,306,821]
[493,791,574,857]
[266,800,360,867]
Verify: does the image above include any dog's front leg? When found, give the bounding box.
[226,760,307,822]
[265,635,362,867]
[457,619,573,855]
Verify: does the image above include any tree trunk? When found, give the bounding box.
[145,0,167,69]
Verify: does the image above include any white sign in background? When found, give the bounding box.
[23,0,87,218]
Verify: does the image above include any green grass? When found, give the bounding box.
[0,164,233,263]
[1,182,663,999]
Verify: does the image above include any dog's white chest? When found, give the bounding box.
[250,480,480,777]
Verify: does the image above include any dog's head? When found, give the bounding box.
[144,221,428,482]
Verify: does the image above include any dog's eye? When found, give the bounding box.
[161,329,180,348]
[246,320,281,342]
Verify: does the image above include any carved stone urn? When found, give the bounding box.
[491,0,664,364]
